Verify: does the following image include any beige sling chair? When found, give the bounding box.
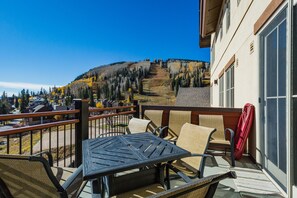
[0,153,85,198]
[126,117,152,134]
[157,110,191,140]
[111,171,236,198]
[168,123,216,180]
[143,110,166,136]
[199,115,235,167]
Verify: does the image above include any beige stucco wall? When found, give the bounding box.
[209,0,287,163]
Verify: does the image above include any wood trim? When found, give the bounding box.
[0,119,79,136]
[224,55,235,70]
[254,0,285,34]
[88,110,136,121]
[141,105,242,140]
[218,68,225,78]
[218,55,235,78]
[89,105,136,112]
[0,110,80,121]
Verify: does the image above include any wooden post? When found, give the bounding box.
[133,100,139,118]
[74,99,89,167]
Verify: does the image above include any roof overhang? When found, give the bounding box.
[199,0,224,47]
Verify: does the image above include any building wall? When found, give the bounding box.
[209,0,285,162]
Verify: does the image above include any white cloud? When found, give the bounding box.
[0,81,60,90]
[0,81,62,96]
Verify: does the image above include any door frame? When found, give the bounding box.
[259,5,288,192]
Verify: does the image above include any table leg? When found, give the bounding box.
[91,178,102,198]
[166,164,170,189]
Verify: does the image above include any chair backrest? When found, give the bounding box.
[199,114,225,141]
[148,171,237,198]
[0,154,64,198]
[176,123,216,172]
[143,110,163,128]
[128,118,152,134]
[168,111,191,139]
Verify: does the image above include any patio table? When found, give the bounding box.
[82,132,191,196]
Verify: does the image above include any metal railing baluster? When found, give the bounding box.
[40,129,42,153]
[57,126,59,166]
[19,133,22,155]
[49,127,52,153]
[70,124,73,166]
[64,125,66,167]
[30,131,33,155]
[6,135,9,154]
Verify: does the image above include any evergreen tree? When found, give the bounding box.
[15,96,19,109]
[20,89,27,112]
[175,77,180,97]
[138,79,143,94]
[116,86,121,100]
[171,76,176,91]
[96,87,101,100]
[89,89,95,107]
[25,89,30,106]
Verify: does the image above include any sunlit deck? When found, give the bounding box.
[79,156,284,198]
[0,102,285,197]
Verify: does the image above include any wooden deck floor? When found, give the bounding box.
[79,156,284,198]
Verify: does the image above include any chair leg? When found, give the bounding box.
[230,141,235,167]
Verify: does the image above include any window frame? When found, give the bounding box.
[219,75,224,107]
[225,64,234,107]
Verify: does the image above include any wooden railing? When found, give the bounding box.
[0,101,244,168]
[141,105,242,139]
[0,99,139,167]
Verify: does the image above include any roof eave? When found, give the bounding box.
[199,0,224,46]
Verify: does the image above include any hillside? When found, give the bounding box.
[136,63,175,105]
[51,59,209,106]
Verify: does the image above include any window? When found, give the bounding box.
[225,65,234,107]
[219,76,224,107]
[226,1,230,31]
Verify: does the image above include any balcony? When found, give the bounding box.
[0,100,284,197]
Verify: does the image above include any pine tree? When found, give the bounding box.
[138,79,143,94]
[15,96,19,109]
[89,90,95,107]
[20,89,27,112]
[96,87,101,100]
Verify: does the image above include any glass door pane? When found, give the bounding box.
[261,8,287,190]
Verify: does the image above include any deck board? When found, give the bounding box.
[78,156,284,197]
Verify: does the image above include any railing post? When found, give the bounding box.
[74,99,89,167]
[133,100,139,118]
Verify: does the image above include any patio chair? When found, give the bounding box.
[99,117,152,137]
[199,114,235,167]
[159,110,191,140]
[0,153,86,198]
[112,171,236,198]
[143,110,165,135]
[126,117,152,134]
[168,123,216,179]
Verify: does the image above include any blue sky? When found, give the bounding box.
[0,0,209,96]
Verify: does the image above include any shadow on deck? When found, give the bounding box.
[79,156,284,198]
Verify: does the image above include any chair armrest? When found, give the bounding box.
[32,151,53,166]
[99,132,125,137]
[224,128,235,141]
[158,126,168,138]
[62,165,86,197]
[166,163,192,183]
[167,139,177,145]
[152,126,161,136]
[191,153,213,158]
